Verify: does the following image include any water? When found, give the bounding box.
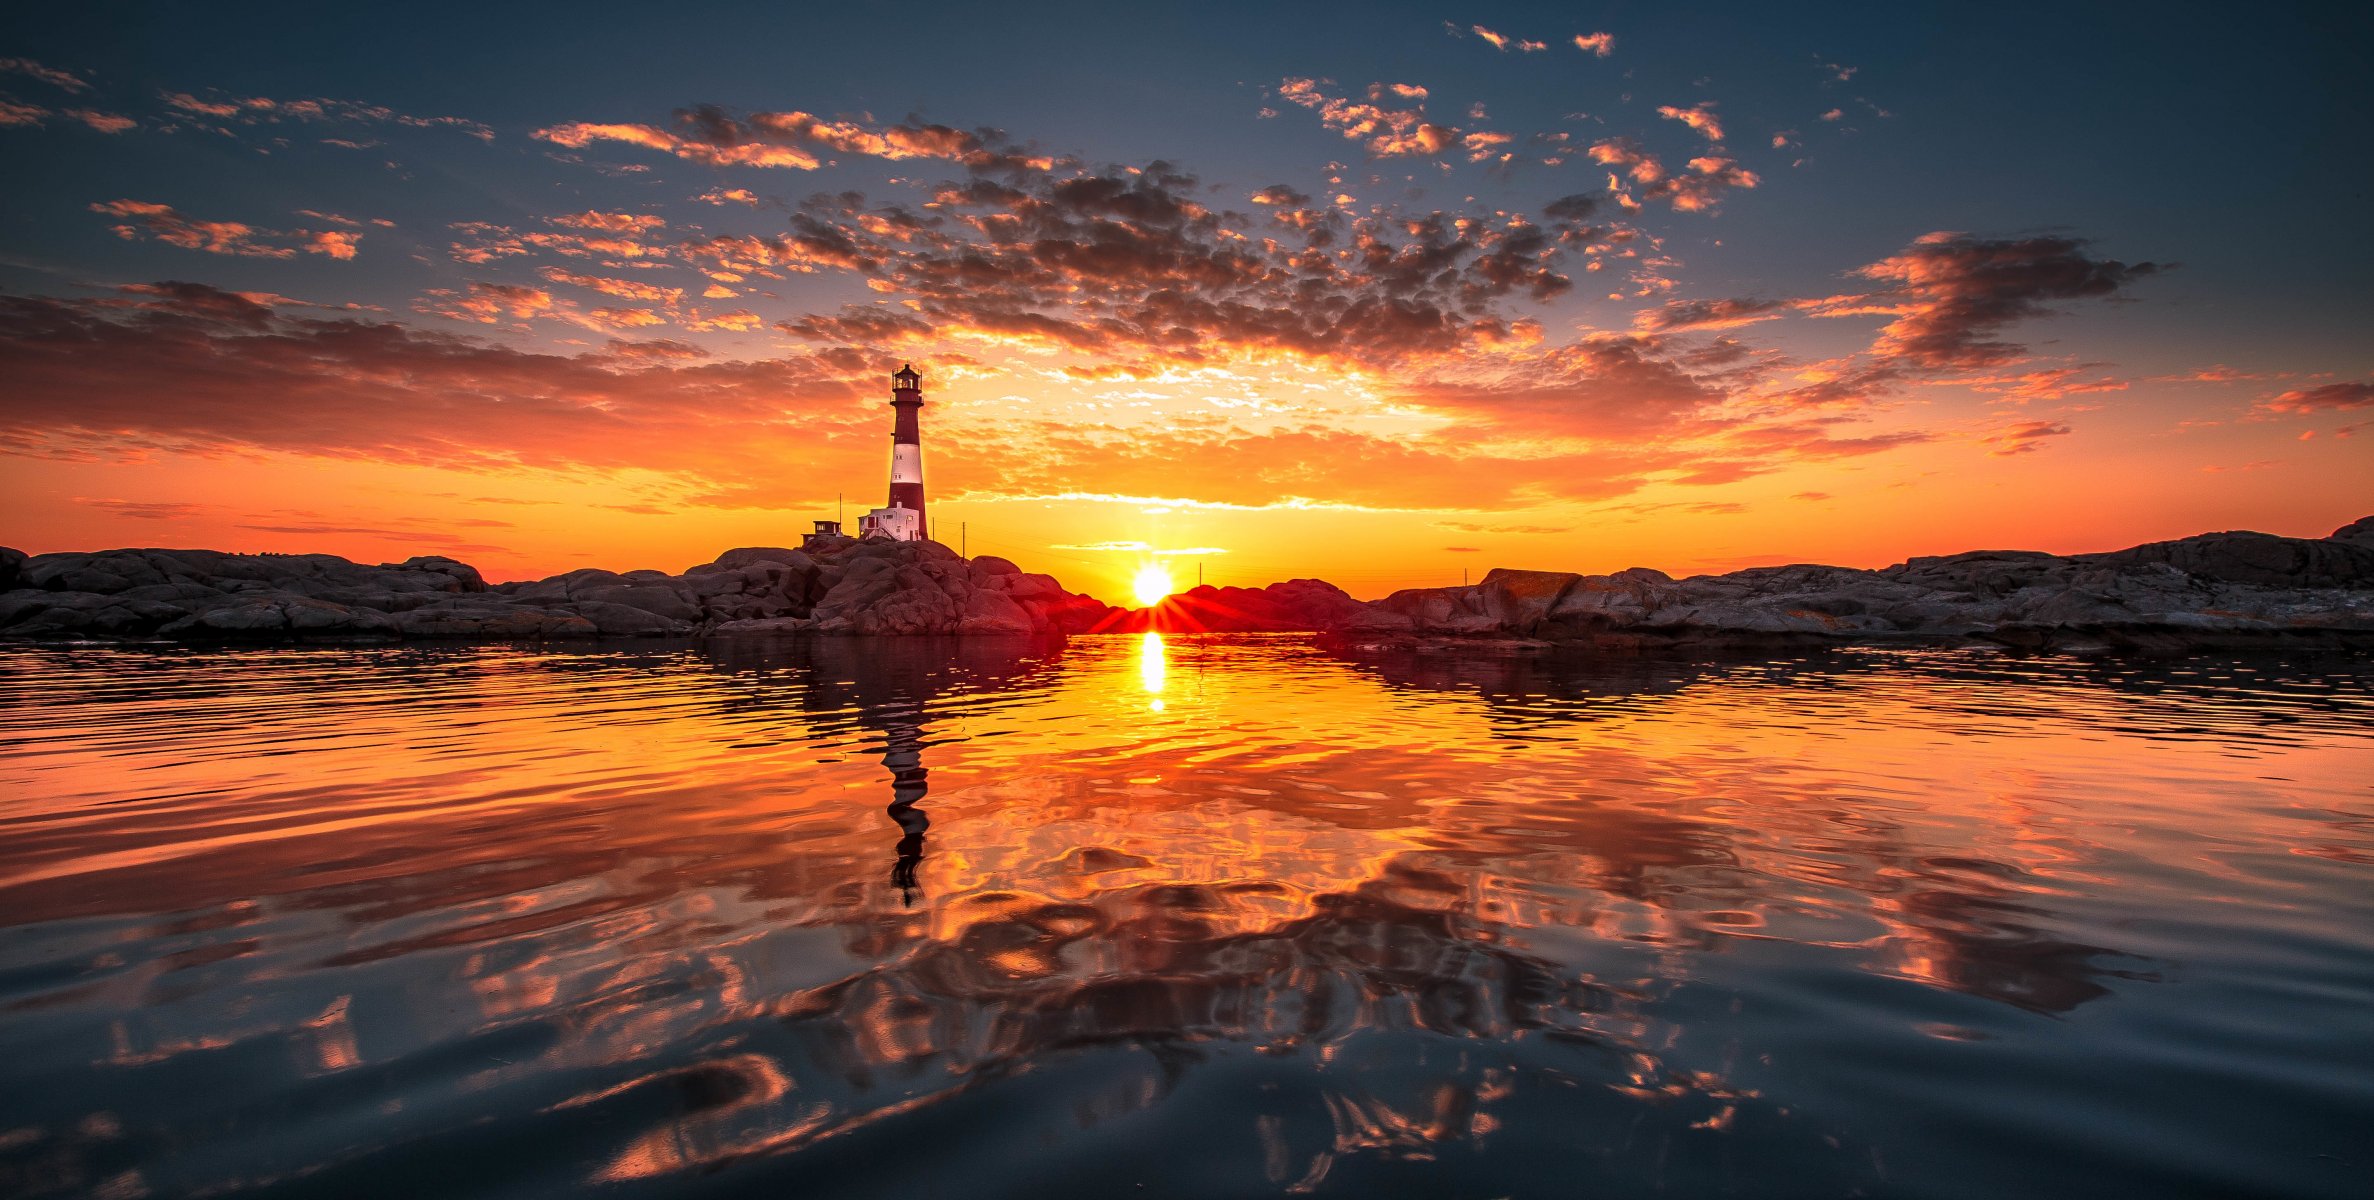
[1,635,2369,1199]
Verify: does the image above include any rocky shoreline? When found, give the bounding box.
[3,517,2369,655]
[0,535,1111,641]
[1321,517,2374,655]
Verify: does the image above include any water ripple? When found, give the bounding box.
[0,638,2369,1198]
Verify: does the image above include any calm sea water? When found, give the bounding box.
[1,636,2369,1199]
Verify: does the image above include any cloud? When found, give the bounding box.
[1573,33,1615,57]
[536,106,1050,174]
[68,109,135,133]
[1587,139,1760,211]
[771,163,1587,368]
[1634,297,1783,332]
[1444,545,1482,552]
[160,91,493,140]
[1276,78,1460,157]
[2262,381,2374,413]
[695,187,761,206]
[417,281,555,323]
[0,58,91,92]
[76,498,207,520]
[91,200,364,260]
[538,120,821,169]
[1981,420,2072,455]
[602,338,709,362]
[1958,366,2127,402]
[1656,102,1725,142]
[552,211,667,234]
[305,230,362,260]
[0,283,878,503]
[539,266,683,306]
[1853,233,2160,369]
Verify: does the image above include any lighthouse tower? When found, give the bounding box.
[857,363,929,542]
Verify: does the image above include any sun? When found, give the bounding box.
[1132,563,1173,608]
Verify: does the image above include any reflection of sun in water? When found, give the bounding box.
[1132,563,1172,608]
[1139,632,1165,710]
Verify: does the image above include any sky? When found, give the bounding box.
[1,1,2368,602]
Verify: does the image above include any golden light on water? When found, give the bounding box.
[1139,632,1166,708]
[1132,564,1173,608]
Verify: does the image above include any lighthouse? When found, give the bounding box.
[857,363,929,542]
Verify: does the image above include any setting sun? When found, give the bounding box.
[1132,564,1172,608]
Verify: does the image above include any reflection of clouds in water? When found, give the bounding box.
[0,639,2367,1197]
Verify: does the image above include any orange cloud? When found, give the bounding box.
[0,57,90,92]
[2263,381,2374,413]
[1573,32,1616,57]
[536,106,1048,175]
[1588,140,1759,211]
[1276,78,1461,157]
[1657,101,1725,142]
[1981,420,2073,455]
[91,199,361,260]
[538,120,822,169]
[68,109,135,133]
[538,267,684,306]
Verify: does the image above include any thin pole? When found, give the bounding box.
[961,521,967,557]
[1463,567,1468,586]
[1197,561,1203,587]
[837,492,843,524]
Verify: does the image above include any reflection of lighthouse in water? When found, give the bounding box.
[880,699,931,906]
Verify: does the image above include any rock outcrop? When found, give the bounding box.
[1080,578,1368,633]
[1324,519,2374,654]
[0,538,1108,642]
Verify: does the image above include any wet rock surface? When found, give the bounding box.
[0,539,1109,642]
[1322,519,2374,655]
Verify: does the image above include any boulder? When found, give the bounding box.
[566,600,693,636]
[384,555,487,593]
[2087,529,2374,589]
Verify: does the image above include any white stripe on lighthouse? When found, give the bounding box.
[891,443,923,483]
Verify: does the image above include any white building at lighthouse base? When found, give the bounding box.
[858,502,922,542]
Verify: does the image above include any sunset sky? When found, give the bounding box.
[3,2,2367,601]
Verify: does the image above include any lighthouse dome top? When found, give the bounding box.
[893,363,921,386]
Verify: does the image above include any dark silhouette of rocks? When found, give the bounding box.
[0,538,1107,641]
[1079,578,1367,633]
[1325,517,2374,654]
[4,517,2368,651]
